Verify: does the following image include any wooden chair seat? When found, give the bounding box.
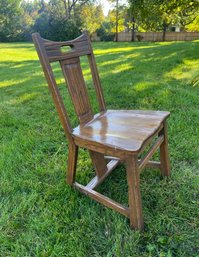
[73,110,170,153]
[32,31,171,231]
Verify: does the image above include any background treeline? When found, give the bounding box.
[0,0,199,42]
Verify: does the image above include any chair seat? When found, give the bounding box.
[73,110,170,153]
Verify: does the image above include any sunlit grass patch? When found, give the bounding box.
[165,58,199,83]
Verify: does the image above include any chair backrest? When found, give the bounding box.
[32,31,106,142]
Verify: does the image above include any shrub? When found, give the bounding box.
[136,34,144,41]
[96,22,115,41]
[33,12,81,41]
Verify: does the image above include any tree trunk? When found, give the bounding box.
[162,21,167,42]
[115,0,119,42]
[38,0,45,14]
[73,0,75,17]
[68,0,71,18]
[131,17,135,42]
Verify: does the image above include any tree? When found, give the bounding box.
[176,0,199,30]
[96,21,115,41]
[32,0,84,40]
[151,0,199,39]
[127,0,151,41]
[107,0,127,41]
[128,0,199,41]
[156,0,177,41]
[49,0,91,19]
[33,12,51,39]
[107,5,127,35]
[20,0,43,40]
[0,0,22,41]
[80,4,104,35]
[186,16,199,31]
[115,0,119,41]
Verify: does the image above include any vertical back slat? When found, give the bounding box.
[60,57,93,124]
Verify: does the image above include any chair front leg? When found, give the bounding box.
[159,121,170,177]
[126,155,144,230]
[67,143,78,185]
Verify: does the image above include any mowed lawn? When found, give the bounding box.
[0,40,199,257]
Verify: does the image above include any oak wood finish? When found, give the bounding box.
[89,151,107,178]
[67,143,78,185]
[32,31,171,230]
[73,182,130,218]
[159,121,170,176]
[140,160,161,169]
[126,155,144,230]
[72,110,169,153]
[139,135,164,173]
[86,159,120,190]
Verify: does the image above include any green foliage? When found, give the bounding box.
[0,40,199,256]
[33,12,51,39]
[97,22,115,41]
[81,4,104,35]
[107,4,128,33]
[175,0,199,29]
[0,0,87,42]
[19,0,45,41]
[128,0,199,33]
[33,13,81,41]
[0,0,22,41]
[31,0,82,41]
[49,18,81,41]
[186,16,199,31]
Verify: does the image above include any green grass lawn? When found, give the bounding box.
[0,40,199,257]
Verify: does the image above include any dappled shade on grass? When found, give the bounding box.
[0,40,199,256]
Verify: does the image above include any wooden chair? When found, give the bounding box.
[32,31,170,230]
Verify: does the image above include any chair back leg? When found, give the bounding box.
[67,144,78,185]
[89,151,108,178]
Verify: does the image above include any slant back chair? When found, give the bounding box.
[32,31,170,230]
